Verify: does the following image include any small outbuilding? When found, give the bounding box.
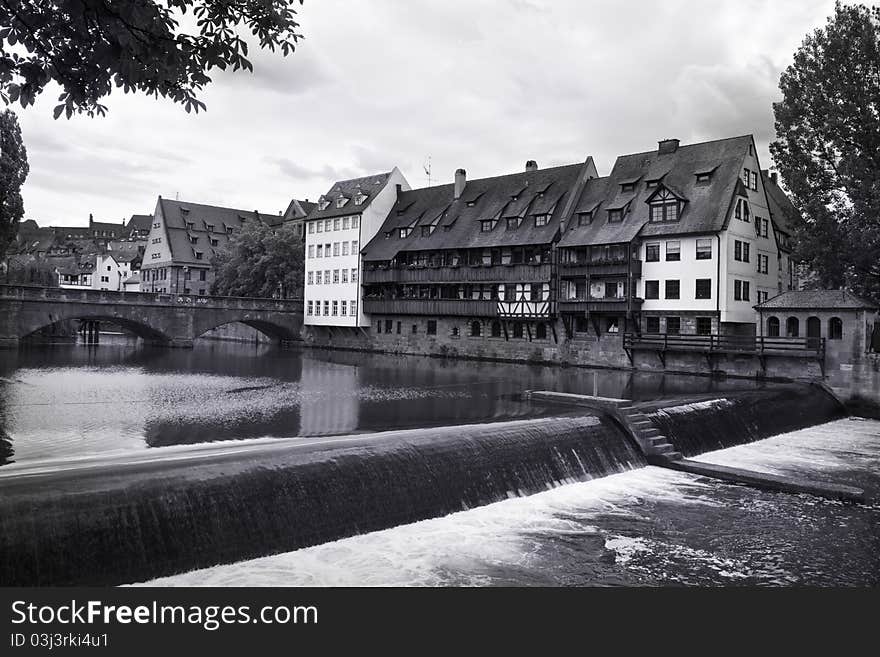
[755,289,878,371]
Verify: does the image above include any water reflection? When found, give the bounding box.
[0,339,783,467]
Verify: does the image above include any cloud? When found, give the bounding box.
[16,0,839,225]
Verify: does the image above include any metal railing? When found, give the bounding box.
[623,332,825,357]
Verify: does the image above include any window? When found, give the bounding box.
[308,222,315,234]
[696,279,711,299]
[491,321,502,338]
[665,280,680,299]
[506,217,520,230]
[786,317,800,337]
[696,172,712,184]
[324,269,330,283]
[341,300,347,316]
[767,316,780,336]
[646,243,660,262]
[399,228,410,239]
[736,198,751,222]
[316,245,323,258]
[480,220,494,232]
[734,240,750,262]
[646,179,660,189]
[757,290,768,304]
[666,316,681,334]
[608,209,623,223]
[331,301,338,316]
[742,168,751,187]
[194,252,203,260]
[757,254,769,274]
[427,320,437,336]
[696,238,712,260]
[307,301,313,316]
[646,317,660,334]
[535,323,548,340]
[761,218,769,238]
[451,326,460,337]
[199,270,206,281]
[351,216,359,229]
[307,272,314,285]
[333,243,340,256]
[333,218,340,231]
[342,269,349,284]
[666,241,681,262]
[470,321,482,337]
[421,225,434,237]
[352,240,358,252]
[316,222,323,233]
[333,270,340,284]
[350,300,357,316]
[648,189,679,222]
[342,242,349,256]
[308,245,315,259]
[829,317,843,340]
[336,198,347,209]
[210,239,219,247]
[696,317,712,335]
[578,212,592,226]
[620,182,636,193]
[315,271,322,285]
[324,219,332,232]
[323,300,329,316]
[351,268,358,283]
[534,214,549,227]
[743,242,750,262]
[645,280,660,299]
[185,221,194,230]
[750,171,758,191]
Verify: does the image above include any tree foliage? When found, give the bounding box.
[770,2,880,301]
[0,108,27,254]
[210,218,303,299]
[0,0,303,118]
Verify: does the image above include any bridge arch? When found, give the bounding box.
[192,318,300,343]
[20,313,172,344]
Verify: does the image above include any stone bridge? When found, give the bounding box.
[0,284,303,348]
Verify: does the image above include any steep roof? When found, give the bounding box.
[362,162,590,262]
[126,214,153,232]
[761,170,800,236]
[310,172,393,221]
[158,198,267,266]
[755,289,878,311]
[560,136,752,246]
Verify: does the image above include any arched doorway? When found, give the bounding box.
[767,316,780,337]
[806,316,821,347]
[786,317,800,337]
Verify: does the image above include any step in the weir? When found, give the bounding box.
[524,391,630,410]
[653,458,865,503]
[641,428,661,438]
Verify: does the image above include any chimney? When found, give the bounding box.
[525,160,538,172]
[658,138,680,155]
[454,169,467,200]
[396,183,403,197]
[89,213,93,227]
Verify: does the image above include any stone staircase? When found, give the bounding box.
[618,405,682,463]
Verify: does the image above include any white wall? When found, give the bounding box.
[304,167,410,328]
[638,235,718,313]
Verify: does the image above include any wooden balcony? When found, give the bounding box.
[559,297,644,314]
[362,263,552,284]
[558,259,641,278]
[362,297,498,317]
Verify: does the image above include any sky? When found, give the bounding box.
[16,0,838,227]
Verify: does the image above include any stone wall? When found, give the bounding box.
[197,322,273,344]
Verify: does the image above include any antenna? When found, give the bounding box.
[423,156,432,187]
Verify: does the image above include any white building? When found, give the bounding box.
[93,250,140,292]
[304,168,410,332]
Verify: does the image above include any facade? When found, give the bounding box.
[140,197,264,296]
[93,251,139,291]
[762,169,807,293]
[755,289,878,371]
[55,256,94,289]
[304,168,410,330]
[270,198,316,242]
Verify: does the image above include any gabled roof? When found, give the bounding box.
[158,198,267,266]
[126,214,153,232]
[561,136,753,246]
[362,162,591,262]
[755,289,878,311]
[761,170,800,236]
[310,172,393,221]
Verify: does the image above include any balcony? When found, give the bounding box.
[362,263,552,285]
[497,300,555,319]
[362,297,498,317]
[558,259,641,278]
[558,297,644,314]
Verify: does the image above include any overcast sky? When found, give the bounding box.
[18,0,836,226]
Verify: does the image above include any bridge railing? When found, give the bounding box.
[0,284,302,311]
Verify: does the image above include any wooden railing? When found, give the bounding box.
[623,332,825,358]
[362,297,498,317]
[559,297,644,313]
[558,259,641,278]
[362,263,552,284]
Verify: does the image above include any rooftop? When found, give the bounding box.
[755,289,878,311]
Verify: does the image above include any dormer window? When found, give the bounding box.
[336,197,349,209]
[578,211,592,226]
[466,201,476,207]
[398,227,411,239]
[355,193,367,205]
[534,214,549,227]
[620,182,636,193]
[608,209,623,224]
[648,188,681,223]
[421,225,435,237]
[226,226,234,234]
[318,198,331,211]
[205,223,215,232]
[506,217,520,231]
[189,235,198,244]
[384,231,392,239]
[480,220,494,232]
[646,179,661,189]
[185,221,195,230]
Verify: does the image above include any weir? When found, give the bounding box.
[0,414,644,586]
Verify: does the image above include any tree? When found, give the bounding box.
[211,218,303,298]
[770,2,880,301]
[0,108,28,255]
[0,0,303,118]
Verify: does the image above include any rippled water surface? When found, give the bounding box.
[0,339,779,466]
[144,418,880,587]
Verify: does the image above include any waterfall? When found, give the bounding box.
[0,414,643,586]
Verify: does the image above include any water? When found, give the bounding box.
[142,418,880,587]
[0,339,782,467]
